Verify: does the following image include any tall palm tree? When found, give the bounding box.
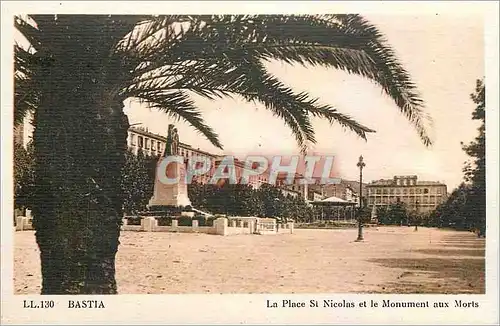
[15,14,431,294]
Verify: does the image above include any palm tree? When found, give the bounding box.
[15,14,431,294]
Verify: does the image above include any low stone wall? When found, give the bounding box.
[256,218,277,235]
[277,222,295,234]
[120,216,289,236]
[226,217,256,235]
[121,217,222,235]
[15,215,293,236]
[122,224,142,232]
[15,216,34,231]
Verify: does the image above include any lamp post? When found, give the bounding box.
[355,155,366,242]
[414,200,419,231]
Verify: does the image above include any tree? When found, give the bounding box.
[15,14,431,294]
[432,183,472,230]
[430,80,486,234]
[462,79,486,236]
[14,141,34,211]
[121,149,156,215]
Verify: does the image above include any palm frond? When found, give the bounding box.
[131,14,431,146]
[14,44,38,126]
[134,90,222,149]
[126,45,376,152]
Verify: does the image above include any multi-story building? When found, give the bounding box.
[127,126,353,203]
[128,126,217,160]
[277,174,324,202]
[366,175,447,213]
[127,126,275,189]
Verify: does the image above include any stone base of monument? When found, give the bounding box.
[148,158,191,207]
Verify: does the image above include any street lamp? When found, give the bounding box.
[355,155,366,242]
[414,200,419,231]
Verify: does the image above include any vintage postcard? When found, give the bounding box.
[1,1,499,324]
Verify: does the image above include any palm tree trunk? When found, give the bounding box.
[31,53,128,294]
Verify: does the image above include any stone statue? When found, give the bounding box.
[172,127,179,156]
[150,123,191,208]
[164,124,179,156]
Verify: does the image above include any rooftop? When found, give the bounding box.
[367,179,446,187]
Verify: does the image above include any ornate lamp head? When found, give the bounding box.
[357,155,366,169]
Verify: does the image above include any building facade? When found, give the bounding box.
[127,126,270,189]
[366,175,447,213]
[127,126,358,203]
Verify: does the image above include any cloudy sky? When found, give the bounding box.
[122,13,484,190]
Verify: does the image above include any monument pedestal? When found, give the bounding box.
[148,159,191,208]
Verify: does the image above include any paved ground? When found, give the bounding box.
[14,226,485,294]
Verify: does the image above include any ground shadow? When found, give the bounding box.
[439,243,486,249]
[368,257,485,294]
[437,234,486,249]
[416,249,485,257]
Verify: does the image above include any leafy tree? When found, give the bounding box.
[357,205,374,224]
[431,183,472,230]
[462,79,486,236]
[14,141,34,211]
[121,149,156,215]
[15,14,431,294]
[389,202,408,225]
[430,80,485,234]
[375,202,408,225]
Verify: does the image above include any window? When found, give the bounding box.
[424,188,429,194]
[151,140,156,151]
[416,188,422,194]
[390,188,394,195]
[138,136,144,148]
[383,188,388,195]
[130,134,136,146]
[145,138,150,149]
[403,188,408,195]
[436,188,442,195]
[376,189,381,195]
[410,188,415,195]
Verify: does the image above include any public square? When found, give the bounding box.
[14,226,485,294]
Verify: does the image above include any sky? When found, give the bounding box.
[15,12,484,191]
[120,13,484,190]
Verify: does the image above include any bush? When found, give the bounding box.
[177,216,192,226]
[126,216,141,225]
[157,216,173,226]
[192,214,216,227]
